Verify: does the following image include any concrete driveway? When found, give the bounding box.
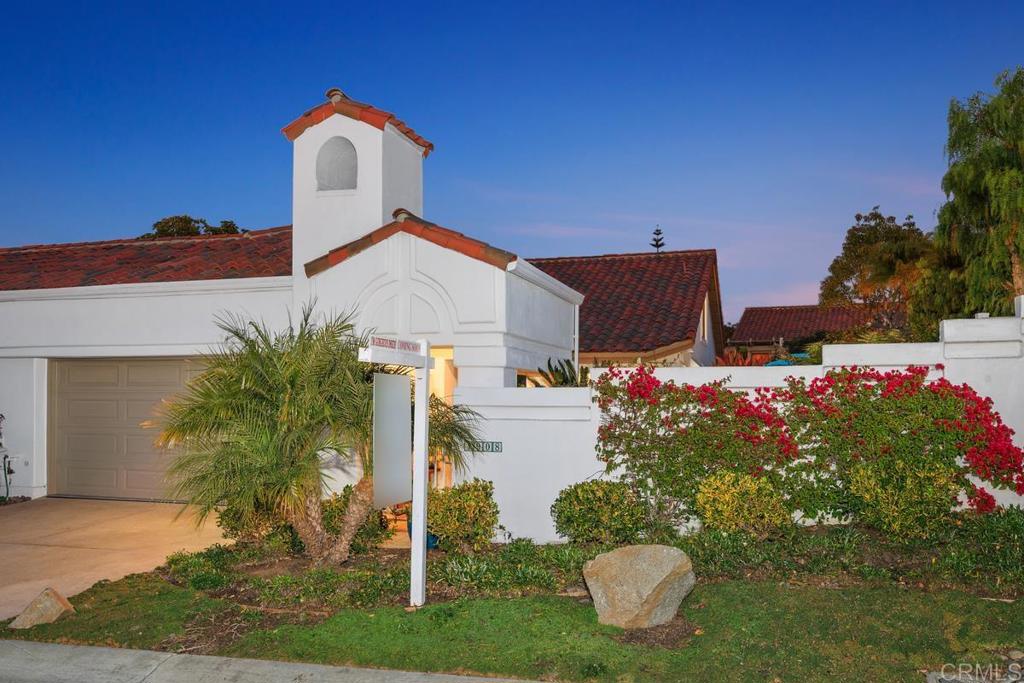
[0,498,223,620]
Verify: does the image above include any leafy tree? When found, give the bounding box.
[936,67,1024,315]
[907,243,968,341]
[820,207,931,330]
[158,306,480,565]
[650,226,665,253]
[141,215,240,239]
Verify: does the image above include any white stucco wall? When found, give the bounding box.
[453,386,600,542]
[382,124,424,220]
[0,358,47,498]
[291,113,424,304]
[690,293,717,367]
[0,278,293,358]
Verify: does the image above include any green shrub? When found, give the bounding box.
[165,544,236,590]
[847,459,961,539]
[695,471,791,537]
[428,479,499,553]
[322,485,393,555]
[550,480,648,544]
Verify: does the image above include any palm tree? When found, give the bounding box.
[158,306,481,565]
[536,358,590,387]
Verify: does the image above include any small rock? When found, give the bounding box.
[1009,649,1024,661]
[8,588,74,629]
[583,544,696,629]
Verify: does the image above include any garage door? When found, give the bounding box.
[49,358,203,500]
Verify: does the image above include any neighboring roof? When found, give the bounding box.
[530,250,725,357]
[0,227,292,291]
[282,88,433,156]
[304,209,516,277]
[730,304,874,345]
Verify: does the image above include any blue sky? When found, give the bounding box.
[1,2,1021,322]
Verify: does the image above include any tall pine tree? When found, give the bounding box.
[650,226,665,253]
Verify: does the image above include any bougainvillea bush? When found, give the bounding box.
[594,365,799,531]
[783,365,1024,537]
[594,364,1024,540]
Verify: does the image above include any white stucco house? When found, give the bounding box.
[0,88,724,501]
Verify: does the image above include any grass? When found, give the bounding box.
[1,573,225,650]
[221,583,1023,681]
[5,573,1021,681]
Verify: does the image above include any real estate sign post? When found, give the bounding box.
[359,336,434,607]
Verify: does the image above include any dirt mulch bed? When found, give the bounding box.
[0,496,30,506]
[614,614,698,649]
[158,604,327,655]
[232,547,411,579]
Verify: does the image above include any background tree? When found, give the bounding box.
[819,207,931,331]
[935,67,1024,316]
[141,215,241,239]
[650,226,665,252]
[906,243,967,341]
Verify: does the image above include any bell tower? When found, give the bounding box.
[283,88,430,287]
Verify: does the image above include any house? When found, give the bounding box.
[531,250,724,366]
[729,304,875,355]
[0,87,722,502]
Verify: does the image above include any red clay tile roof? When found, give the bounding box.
[529,250,724,357]
[0,227,292,291]
[730,304,874,345]
[304,210,516,277]
[282,89,433,156]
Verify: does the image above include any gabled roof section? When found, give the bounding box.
[730,304,875,345]
[282,88,434,156]
[304,209,517,278]
[0,227,292,291]
[529,250,725,357]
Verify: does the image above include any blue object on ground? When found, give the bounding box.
[407,520,440,549]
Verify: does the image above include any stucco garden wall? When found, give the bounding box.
[457,298,1024,542]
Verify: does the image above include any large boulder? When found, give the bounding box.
[583,545,695,629]
[8,588,75,629]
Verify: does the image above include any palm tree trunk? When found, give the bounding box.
[320,475,374,565]
[1009,241,1024,297]
[288,493,330,561]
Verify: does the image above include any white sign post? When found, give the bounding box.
[358,336,433,607]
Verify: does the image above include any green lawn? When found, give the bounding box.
[5,573,1021,682]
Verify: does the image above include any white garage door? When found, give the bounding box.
[49,358,203,500]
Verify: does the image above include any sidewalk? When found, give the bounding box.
[0,640,527,683]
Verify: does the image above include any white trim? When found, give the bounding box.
[506,259,584,305]
[0,276,293,303]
